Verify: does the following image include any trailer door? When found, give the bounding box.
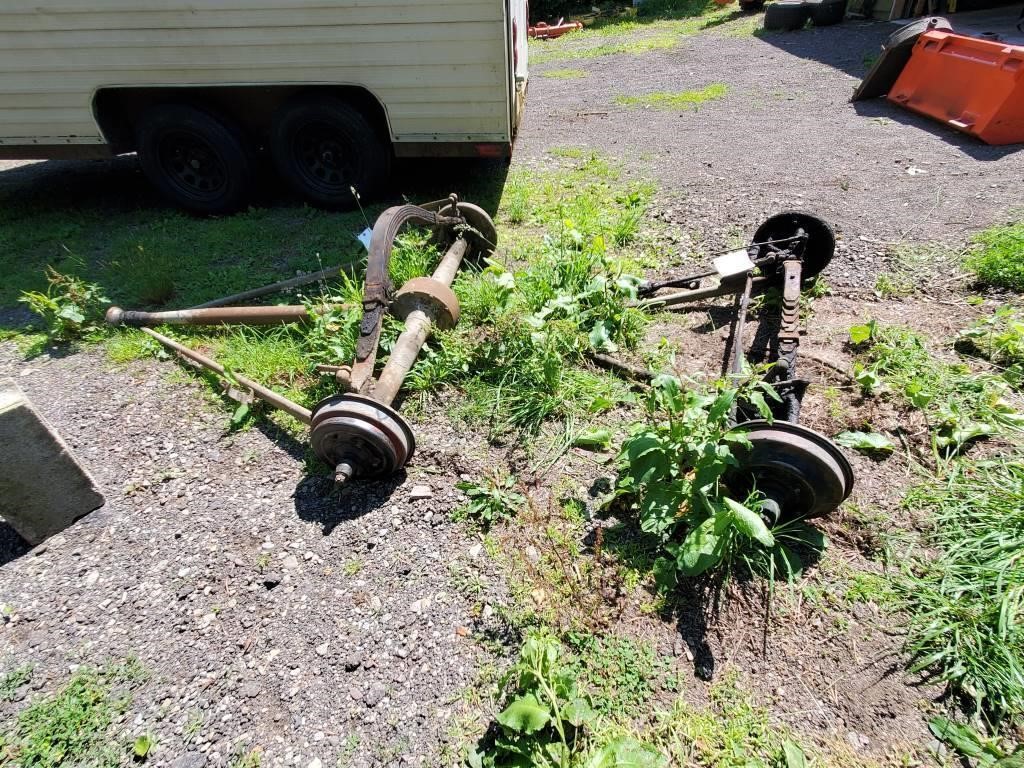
[508,0,529,136]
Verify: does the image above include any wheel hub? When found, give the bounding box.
[726,419,854,522]
[309,394,415,486]
[161,132,227,197]
[752,212,835,282]
[296,125,353,189]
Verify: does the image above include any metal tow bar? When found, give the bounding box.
[636,211,855,524]
[106,195,497,488]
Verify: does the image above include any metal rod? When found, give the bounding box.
[373,310,432,405]
[371,236,468,405]
[589,352,655,382]
[191,262,359,309]
[431,237,470,286]
[729,274,754,378]
[635,275,770,311]
[106,304,347,328]
[139,327,312,425]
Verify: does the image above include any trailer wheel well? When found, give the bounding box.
[92,85,392,154]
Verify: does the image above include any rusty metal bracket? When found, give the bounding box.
[348,196,468,394]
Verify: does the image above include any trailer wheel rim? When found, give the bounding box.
[293,122,358,194]
[157,130,229,202]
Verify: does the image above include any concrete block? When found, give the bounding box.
[0,378,104,545]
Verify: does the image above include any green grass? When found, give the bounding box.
[567,633,666,717]
[849,314,1024,723]
[958,305,1024,389]
[0,666,33,702]
[898,459,1024,720]
[229,747,262,768]
[647,672,800,765]
[0,205,368,312]
[873,242,960,299]
[530,33,682,64]
[527,1,751,65]
[614,83,729,111]
[540,68,588,79]
[966,220,1024,292]
[0,659,146,767]
[8,150,656,446]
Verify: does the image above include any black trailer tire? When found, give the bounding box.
[851,16,952,100]
[136,104,254,215]
[270,96,391,210]
[809,0,847,25]
[764,1,810,30]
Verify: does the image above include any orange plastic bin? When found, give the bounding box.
[888,30,1024,145]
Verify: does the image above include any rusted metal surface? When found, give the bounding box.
[391,276,461,330]
[349,200,462,395]
[636,275,767,311]
[138,328,312,424]
[308,195,497,486]
[190,263,359,310]
[636,211,853,522]
[728,420,854,523]
[589,353,655,383]
[309,394,415,487]
[528,20,583,38]
[106,304,345,327]
[110,195,496,489]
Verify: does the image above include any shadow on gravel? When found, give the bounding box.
[759,22,1023,160]
[234,416,410,533]
[293,471,408,535]
[756,21,891,78]
[851,98,1023,161]
[0,521,31,566]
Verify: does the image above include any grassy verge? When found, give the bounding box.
[966,220,1024,292]
[0,659,147,767]
[851,313,1024,727]
[461,632,884,767]
[849,321,1023,461]
[899,459,1024,720]
[528,0,755,65]
[614,84,729,111]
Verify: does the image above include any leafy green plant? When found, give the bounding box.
[468,636,664,768]
[966,221,1024,292]
[835,430,895,456]
[929,717,1024,765]
[959,305,1024,389]
[851,322,1024,455]
[0,660,145,768]
[566,634,665,717]
[648,673,813,767]
[0,665,32,702]
[456,474,527,529]
[19,267,109,342]
[229,747,262,768]
[608,373,828,586]
[133,733,154,760]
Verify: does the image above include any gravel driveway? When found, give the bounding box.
[522,19,1021,290]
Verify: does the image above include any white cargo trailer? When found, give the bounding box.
[0,0,530,212]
